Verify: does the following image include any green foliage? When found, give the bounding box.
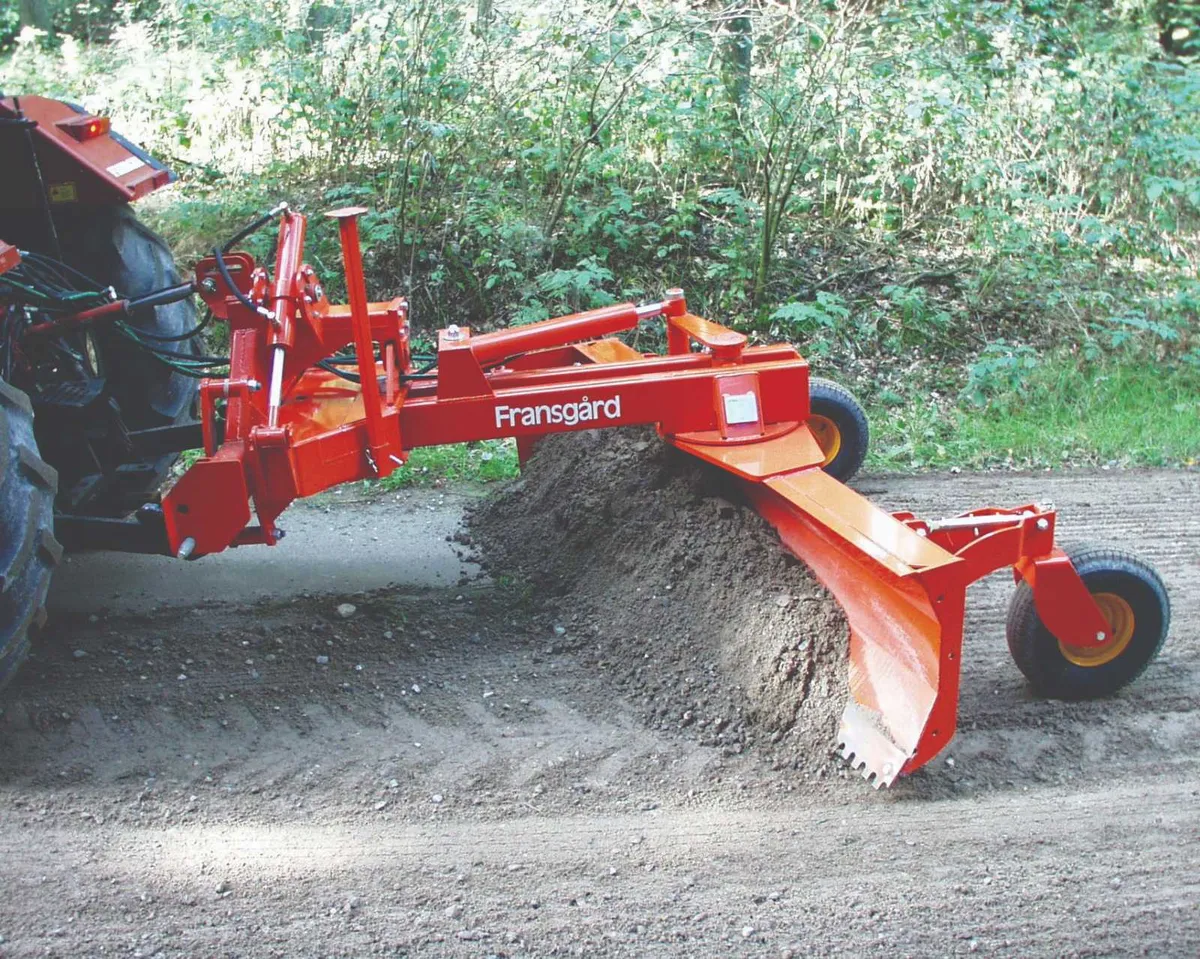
[770,292,850,348]
[963,341,1042,408]
[4,0,1197,473]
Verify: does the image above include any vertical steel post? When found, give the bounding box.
[326,207,390,472]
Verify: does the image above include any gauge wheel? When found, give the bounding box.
[1006,545,1170,699]
[808,377,869,482]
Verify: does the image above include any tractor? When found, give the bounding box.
[0,94,1170,787]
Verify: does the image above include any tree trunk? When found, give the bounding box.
[720,16,753,116]
[475,0,495,38]
[18,0,54,31]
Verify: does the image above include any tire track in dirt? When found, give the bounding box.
[0,468,1196,956]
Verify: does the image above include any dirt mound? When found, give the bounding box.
[469,428,848,778]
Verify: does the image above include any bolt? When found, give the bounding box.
[200,277,218,294]
[445,324,462,341]
[176,537,196,561]
[1036,518,1049,531]
[1096,631,1107,642]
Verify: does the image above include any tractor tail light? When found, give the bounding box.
[57,114,111,141]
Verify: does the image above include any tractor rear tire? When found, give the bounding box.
[0,379,62,690]
[1005,545,1170,700]
[73,205,201,430]
[809,377,869,483]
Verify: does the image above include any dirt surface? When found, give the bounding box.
[1,461,1198,957]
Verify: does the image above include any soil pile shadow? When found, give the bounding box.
[469,428,849,778]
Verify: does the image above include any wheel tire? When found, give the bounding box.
[0,379,62,690]
[1005,545,1170,700]
[808,377,869,482]
[72,206,200,429]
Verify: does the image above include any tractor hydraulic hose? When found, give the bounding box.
[128,308,214,343]
[114,322,227,363]
[126,282,197,313]
[221,202,290,253]
[211,246,263,318]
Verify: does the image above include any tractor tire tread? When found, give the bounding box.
[0,379,59,691]
[0,378,33,415]
[18,444,58,492]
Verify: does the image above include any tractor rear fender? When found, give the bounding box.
[0,94,172,211]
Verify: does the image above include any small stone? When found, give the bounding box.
[444,904,463,919]
[336,603,357,619]
[177,674,187,681]
[431,794,443,804]
[742,926,755,939]
[73,649,87,659]
[374,801,387,811]
[411,684,421,694]
[216,880,231,895]
[315,655,330,665]
[553,625,567,636]
[383,630,394,640]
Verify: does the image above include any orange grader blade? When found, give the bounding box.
[743,470,967,786]
[673,430,968,787]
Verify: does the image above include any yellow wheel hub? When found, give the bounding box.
[810,414,842,467]
[1059,592,1136,667]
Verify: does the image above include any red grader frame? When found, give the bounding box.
[0,96,1171,788]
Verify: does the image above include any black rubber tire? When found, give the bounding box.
[0,379,62,690]
[1005,545,1170,700]
[809,377,869,482]
[72,206,200,429]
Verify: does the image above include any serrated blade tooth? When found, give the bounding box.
[837,703,910,788]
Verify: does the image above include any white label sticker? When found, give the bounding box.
[723,390,759,425]
[107,156,146,178]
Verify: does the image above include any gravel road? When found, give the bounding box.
[1,468,1197,958]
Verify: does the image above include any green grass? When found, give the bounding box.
[869,357,1200,471]
[375,439,520,490]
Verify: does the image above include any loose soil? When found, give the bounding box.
[0,463,1197,957]
[468,429,848,780]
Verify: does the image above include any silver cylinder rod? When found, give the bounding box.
[267,344,286,428]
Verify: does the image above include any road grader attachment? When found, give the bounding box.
[0,96,1170,785]
[139,206,1163,786]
